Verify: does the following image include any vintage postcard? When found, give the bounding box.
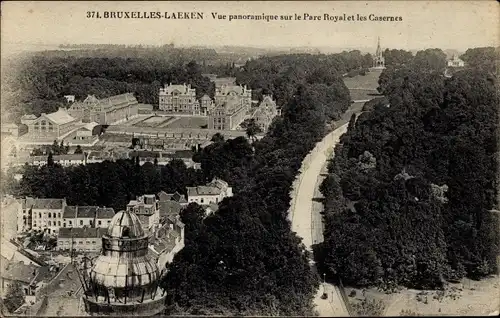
[0,0,498,316]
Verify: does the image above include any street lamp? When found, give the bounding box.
[321,273,328,299]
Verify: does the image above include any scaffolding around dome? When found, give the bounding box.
[76,210,168,316]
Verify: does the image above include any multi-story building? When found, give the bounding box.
[20,108,81,141]
[13,154,86,168]
[20,198,67,234]
[16,198,115,235]
[149,215,185,270]
[208,99,248,130]
[199,94,214,115]
[68,93,139,125]
[208,84,252,130]
[56,227,108,252]
[252,95,279,133]
[62,206,115,229]
[159,83,200,115]
[214,84,252,111]
[186,179,233,206]
[127,195,160,234]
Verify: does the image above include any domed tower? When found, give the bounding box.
[80,210,167,316]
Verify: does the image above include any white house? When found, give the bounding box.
[186,178,233,205]
[447,55,465,67]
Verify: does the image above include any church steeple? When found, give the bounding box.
[373,37,386,69]
[376,37,382,57]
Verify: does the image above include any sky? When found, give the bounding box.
[1,1,499,52]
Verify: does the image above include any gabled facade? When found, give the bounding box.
[186,178,233,205]
[68,93,139,125]
[159,83,200,115]
[23,108,80,140]
[253,95,279,133]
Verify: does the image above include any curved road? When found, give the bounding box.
[290,123,349,317]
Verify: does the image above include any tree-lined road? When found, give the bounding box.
[291,123,349,316]
[289,99,366,316]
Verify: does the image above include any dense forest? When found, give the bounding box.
[161,71,351,315]
[317,47,499,290]
[3,159,205,212]
[6,50,358,314]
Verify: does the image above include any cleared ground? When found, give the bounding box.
[344,276,499,316]
[160,116,208,129]
[133,116,173,128]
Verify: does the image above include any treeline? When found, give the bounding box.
[160,70,352,314]
[4,57,214,122]
[6,159,205,212]
[317,47,499,290]
[382,46,499,74]
[211,50,373,104]
[4,50,370,123]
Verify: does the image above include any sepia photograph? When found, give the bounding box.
[0,0,499,316]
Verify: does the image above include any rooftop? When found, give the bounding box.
[187,185,221,196]
[1,261,39,284]
[22,198,66,210]
[58,227,108,239]
[44,108,77,125]
[63,205,115,219]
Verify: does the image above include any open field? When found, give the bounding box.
[160,116,208,129]
[343,69,383,90]
[349,89,382,101]
[343,275,499,316]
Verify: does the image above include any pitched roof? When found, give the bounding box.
[162,191,188,203]
[82,122,98,131]
[97,207,115,219]
[58,227,107,239]
[158,200,182,217]
[75,206,97,218]
[200,94,212,100]
[21,114,37,120]
[62,205,77,218]
[63,206,114,219]
[44,108,77,125]
[84,95,100,104]
[99,93,137,110]
[22,198,65,210]
[1,262,38,284]
[187,185,221,196]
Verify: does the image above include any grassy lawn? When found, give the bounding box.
[343,69,383,90]
[349,89,381,101]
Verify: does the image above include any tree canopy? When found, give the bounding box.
[318,49,499,290]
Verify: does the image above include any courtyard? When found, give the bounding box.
[159,116,208,129]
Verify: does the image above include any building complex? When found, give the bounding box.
[68,93,139,125]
